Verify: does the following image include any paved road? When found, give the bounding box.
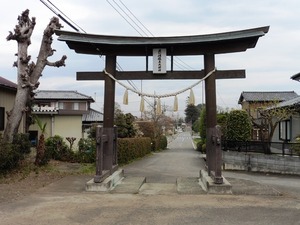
[122,132,205,183]
[224,170,300,198]
[1,132,300,225]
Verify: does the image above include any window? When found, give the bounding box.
[63,102,73,110]
[74,103,79,110]
[0,107,4,131]
[279,120,291,141]
[58,102,64,109]
[79,102,87,110]
[58,102,87,110]
[256,107,263,119]
[58,102,73,110]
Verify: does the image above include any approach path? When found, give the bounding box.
[122,131,205,183]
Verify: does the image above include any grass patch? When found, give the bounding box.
[79,163,96,174]
[193,138,201,145]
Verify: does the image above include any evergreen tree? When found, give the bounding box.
[199,107,206,140]
[226,110,252,141]
[184,104,200,124]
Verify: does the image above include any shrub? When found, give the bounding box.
[12,133,31,155]
[159,135,168,150]
[196,139,203,152]
[135,121,155,139]
[199,108,206,140]
[76,138,96,163]
[292,136,300,156]
[75,137,152,165]
[226,109,252,141]
[0,134,31,172]
[195,138,206,154]
[115,113,137,138]
[202,143,206,153]
[117,137,151,165]
[45,135,74,162]
[151,135,168,151]
[0,140,19,172]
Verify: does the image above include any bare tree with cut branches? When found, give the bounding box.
[251,101,294,153]
[3,9,66,142]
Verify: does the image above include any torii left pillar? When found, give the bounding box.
[94,55,118,182]
[204,54,223,184]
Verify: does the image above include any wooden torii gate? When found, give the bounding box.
[55,26,269,184]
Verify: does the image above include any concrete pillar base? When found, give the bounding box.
[199,169,232,194]
[86,169,124,192]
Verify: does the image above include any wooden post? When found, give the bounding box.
[103,55,116,172]
[103,127,114,171]
[213,125,223,184]
[94,126,104,183]
[204,54,223,184]
[113,126,118,166]
[204,54,217,176]
[103,55,116,128]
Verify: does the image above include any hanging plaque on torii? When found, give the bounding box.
[55,26,269,184]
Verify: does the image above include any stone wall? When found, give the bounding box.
[223,151,300,175]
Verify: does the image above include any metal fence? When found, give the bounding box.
[222,140,300,156]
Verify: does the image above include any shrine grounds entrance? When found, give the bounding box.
[55,26,269,191]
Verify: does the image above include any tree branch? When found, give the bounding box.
[6,9,36,44]
[46,55,67,67]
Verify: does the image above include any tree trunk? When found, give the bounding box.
[35,134,45,166]
[3,9,66,143]
[3,88,31,142]
[4,28,32,141]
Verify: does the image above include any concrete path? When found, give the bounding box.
[103,131,207,194]
[122,132,205,182]
[1,132,300,224]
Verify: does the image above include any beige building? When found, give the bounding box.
[0,76,25,135]
[29,90,95,149]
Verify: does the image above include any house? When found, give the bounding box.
[29,90,95,148]
[82,108,103,138]
[268,96,300,142]
[238,91,298,140]
[0,76,25,135]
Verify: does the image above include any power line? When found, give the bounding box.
[40,0,152,109]
[118,0,155,37]
[40,0,79,32]
[40,1,195,112]
[46,0,86,33]
[111,0,149,37]
[105,1,194,70]
[106,0,144,36]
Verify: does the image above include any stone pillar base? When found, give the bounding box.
[86,169,124,192]
[199,169,232,194]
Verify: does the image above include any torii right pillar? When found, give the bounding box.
[204,53,223,184]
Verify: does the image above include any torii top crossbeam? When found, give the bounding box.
[55,26,269,56]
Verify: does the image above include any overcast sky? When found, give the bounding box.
[1,0,300,117]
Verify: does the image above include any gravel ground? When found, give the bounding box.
[0,160,84,203]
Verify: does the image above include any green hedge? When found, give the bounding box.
[151,135,168,151]
[117,137,152,165]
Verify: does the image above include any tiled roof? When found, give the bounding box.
[238,91,298,104]
[82,108,103,122]
[0,76,17,90]
[34,90,94,102]
[273,96,300,108]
